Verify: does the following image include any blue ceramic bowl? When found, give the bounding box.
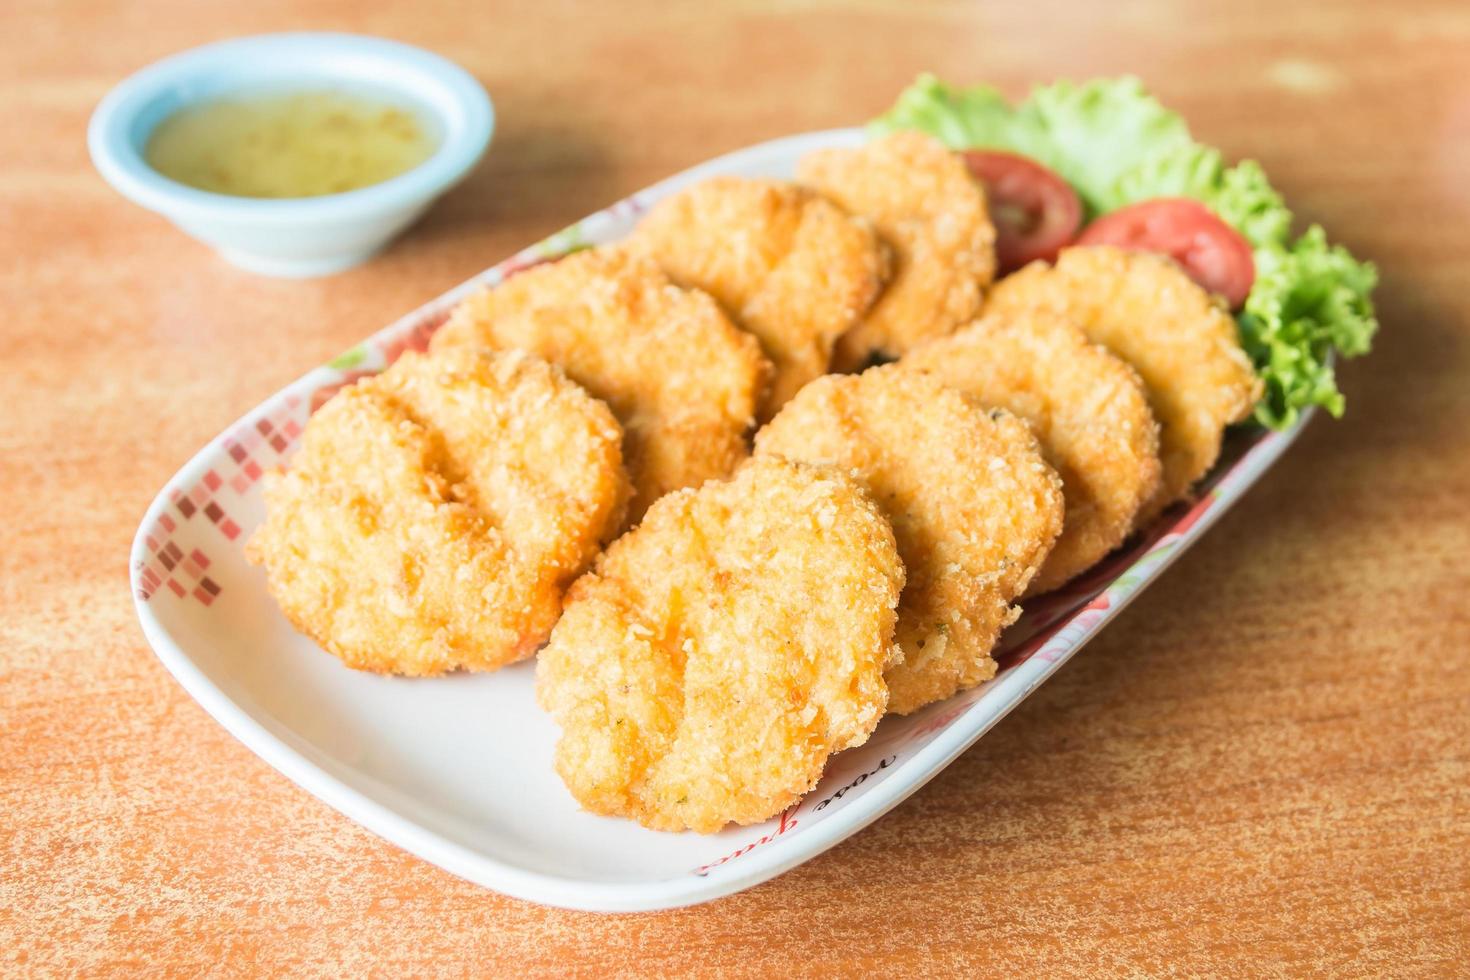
[89,33,494,277]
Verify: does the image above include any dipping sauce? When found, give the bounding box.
[144,90,438,198]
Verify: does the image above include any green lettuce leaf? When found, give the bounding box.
[870,75,1378,429]
[1241,226,1379,427]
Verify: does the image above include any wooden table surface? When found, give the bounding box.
[5,0,1469,974]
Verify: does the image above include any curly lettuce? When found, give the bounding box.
[871,74,1378,429]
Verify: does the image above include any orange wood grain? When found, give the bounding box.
[3,0,1468,974]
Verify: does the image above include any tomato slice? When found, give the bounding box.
[962,150,1082,274]
[1076,197,1255,308]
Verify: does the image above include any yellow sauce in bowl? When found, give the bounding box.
[144,90,438,198]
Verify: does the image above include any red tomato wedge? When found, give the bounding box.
[1077,197,1256,308]
[962,150,1082,274]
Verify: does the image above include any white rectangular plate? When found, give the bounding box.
[131,128,1310,912]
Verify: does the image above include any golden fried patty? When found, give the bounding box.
[754,366,1063,714]
[433,246,770,520]
[902,311,1162,593]
[537,456,903,833]
[986,246,1261,522]
[247,348,629,675]
[632,176,889,416]
[799,130,997,369]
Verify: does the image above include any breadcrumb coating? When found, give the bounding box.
[755,367,1063,714]
[903,311,1162,593]
[246,348,629,675]
[986,246,1262,521]
[631,176,889,416]
[432,246,770,521]
[537,457,903,833]
[799,131,997,369]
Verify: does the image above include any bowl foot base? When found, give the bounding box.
[217,245,384,278]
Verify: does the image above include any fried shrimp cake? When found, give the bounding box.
[631,176,888,416]
[903,311,1162,593]
[798,130,997,370]
[986,246,1262,521]
[537,457,903,833]
[432,246,770,520]
[754,367,1063,714]
[246,349,629,676]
